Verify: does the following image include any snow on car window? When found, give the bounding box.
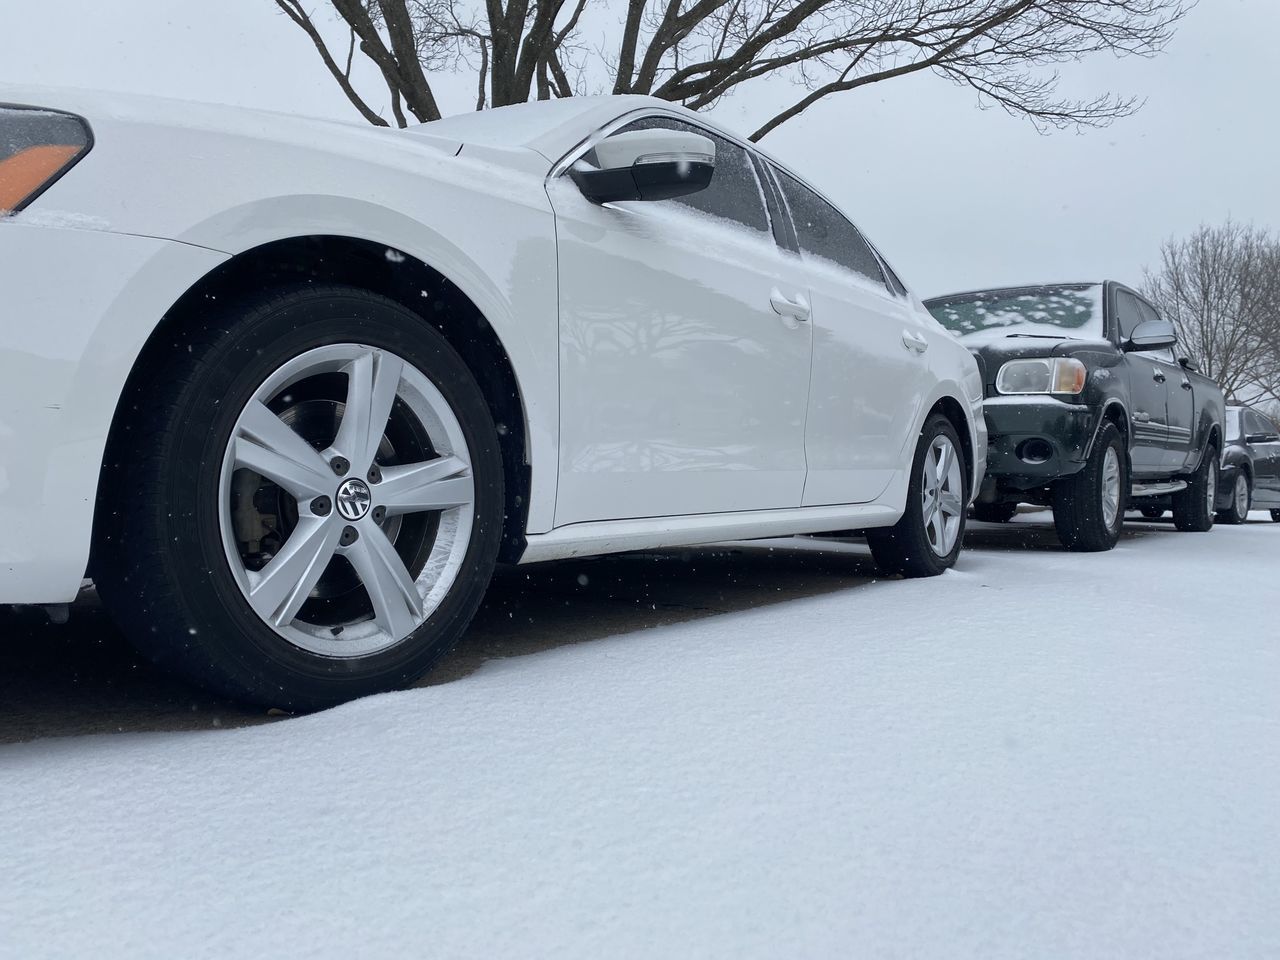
[925,284,1104,343]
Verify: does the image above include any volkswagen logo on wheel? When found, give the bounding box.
[335,478,372,521]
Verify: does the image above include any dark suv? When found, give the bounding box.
[924,282,1226,552]
[1211,406,1280,524]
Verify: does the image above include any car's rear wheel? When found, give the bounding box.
[95,285,504,710]
[867,415,967,577]
[1217,472,1251,525]
[972,501,1018,523]
[1052,421,1126,552]
[1172,446,1218,532]
[1140,506,1165,519]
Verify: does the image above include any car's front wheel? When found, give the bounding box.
[1172,446,1218,532]
[1052,421,1126,552]
[95,285,504,710]
[867,415,967,577]
[1217,471,1251,525]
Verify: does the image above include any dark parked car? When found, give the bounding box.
[925,282,1226,552]
[1211,406,1280,523]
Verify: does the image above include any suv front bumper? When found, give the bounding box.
[981,395,1097,490]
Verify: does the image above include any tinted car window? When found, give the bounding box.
[1248,411,1277,439]
[1115,291,1145,341]
[771,167,885,288]
[604,116,771,235]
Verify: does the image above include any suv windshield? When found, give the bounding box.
[1227,409,1243,442]
[926,284,1104,344]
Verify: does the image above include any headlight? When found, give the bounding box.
[1,106,92,215]
[995,357,1087,395]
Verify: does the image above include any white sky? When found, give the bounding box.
[2,0,1276,296]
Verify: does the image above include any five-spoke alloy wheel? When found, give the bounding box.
[218,344,476,658]
[868,414,967,578]
[95,286,503,710]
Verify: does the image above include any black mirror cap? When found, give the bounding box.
[1245,433,1272,445]
[1178,356,1198,372]
[571,159,714,205]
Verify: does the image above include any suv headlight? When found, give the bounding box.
[1,106,92,215]
[995,357,1087,395]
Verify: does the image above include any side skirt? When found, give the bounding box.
[518,503,902,564]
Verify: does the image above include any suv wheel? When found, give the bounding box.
[1172,445,1218,532]
[1052,421,1126,552]
[1217,472,1251,525]
[95,285,504,710]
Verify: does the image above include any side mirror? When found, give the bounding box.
[570,129,715,205]
[1178,356,1197,372]
[1245,433,1271,444]
[1123,319,1176,352]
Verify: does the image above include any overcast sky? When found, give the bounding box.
[3,0,1276,296]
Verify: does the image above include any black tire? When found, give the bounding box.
[1172,445,1218,532]
[867,415,967,578]
[94,285,504,710]
[1272,510,1280,523]
[1052,421,1126,552]
[1140,507,1165,520]
[1217,471,1251,525]
[972,501,1018,523]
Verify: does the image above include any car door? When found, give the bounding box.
[1250,411,1280,502]
[1115,289,1170,476]
[547,114,813,526]
[1134,298,1196,472]
[766,163,931,505]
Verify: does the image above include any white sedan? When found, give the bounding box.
[0,87,986,707]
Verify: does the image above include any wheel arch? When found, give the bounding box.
[92,235,533,570]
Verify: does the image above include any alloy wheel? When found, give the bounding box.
[1235,474,1249,518]
[217,344,475,657]
[921,435,964,556]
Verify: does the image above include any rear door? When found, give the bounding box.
[766,163,930,505]
[1250,411,1280,502]
[547,114,814,525]
[1115,289,1170,476]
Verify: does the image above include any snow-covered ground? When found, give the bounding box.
[2,511,1277,958]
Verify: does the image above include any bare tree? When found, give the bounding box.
[1144,222,1280,405]
[275,0,1189,139]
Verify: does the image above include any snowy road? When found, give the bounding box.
[2,511,1278,958]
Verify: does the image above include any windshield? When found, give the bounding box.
[926,284,1105,344]
[1227,409,1243,442]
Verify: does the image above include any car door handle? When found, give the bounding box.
[901,330,929,354]
[1181,379,1192,390]
[1152,369,1166,383]
[769,288,810,321]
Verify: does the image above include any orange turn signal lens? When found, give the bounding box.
[1052,358,1088,394]
[0,107,91,214]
